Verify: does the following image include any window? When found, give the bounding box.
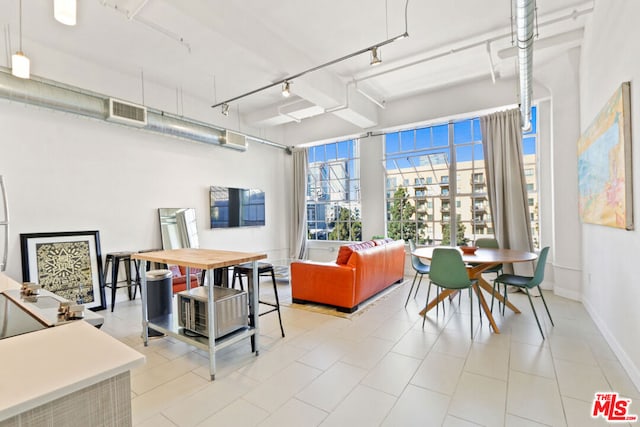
[306,140,361,241]
[384,107,539,246]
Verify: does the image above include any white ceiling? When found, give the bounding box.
[1,0,593,130]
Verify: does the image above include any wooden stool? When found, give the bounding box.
[103,251,140,312]
[232,262,285,338]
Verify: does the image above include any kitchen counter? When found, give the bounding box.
[0,273,144,424]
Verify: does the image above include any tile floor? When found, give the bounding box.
[100,278,639,427]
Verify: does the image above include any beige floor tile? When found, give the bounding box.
[464,341,510,381]
[339,336,395,370]
[243,362,322,412]
[554,359,611,402]
[391,328,439,359]
[162,372,259,427]
[432,329,473,358]
[448,371,507,427]
[237,342,308,382]
[442,415,483,426]
[382,384,450,427]
[562,396,615,427]
[361,351,421,396]
[549,335,598,366]
[510,341,556,378]
[131,351,207,395]
[597,358,640,400]
[296,336,352,370]
[319,385,396,427]
[507,370,566,426]
[131,372,208,426]
[257,399,327,427]
[410,351,466,395]
[296,361,368,412]
[504,414,550,426]
[134,413,177,427]
[195,399,269,427]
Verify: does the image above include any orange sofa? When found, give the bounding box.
[168,265,200,294]
[291,239,405,312]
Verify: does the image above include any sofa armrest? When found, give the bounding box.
[290,261,356,308]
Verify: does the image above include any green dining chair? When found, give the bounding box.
[475,238,504,312]
[423,247,478,339]
[404,239,431,307]
[491,246,553,339]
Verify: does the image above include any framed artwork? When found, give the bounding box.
[20,231,106,311]
[578,82,634,230]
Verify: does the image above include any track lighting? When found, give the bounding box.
[12,0,29,79]
[282,81,291,97]
[54,0,77,26]
[211,0,410,110]
[370,47,382,66]
[221,103,229,116]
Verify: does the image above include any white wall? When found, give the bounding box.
[535,48,583,299]
[580,0,640,390]
[0,99,291,281]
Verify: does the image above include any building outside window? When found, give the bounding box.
[384,107,539,246]
[306,139,361,241]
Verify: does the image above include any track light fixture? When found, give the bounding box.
[211,0,410,110]
[12,0,30,79]
[370,47,382,66]
[282,81,291,97]
[221,103,229,116]
[54,0,77,26]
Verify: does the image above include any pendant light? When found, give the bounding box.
[11,0,30,79]
[54,0,76,26]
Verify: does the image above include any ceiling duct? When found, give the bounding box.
[515,0,535,130]
[0,69,239,149]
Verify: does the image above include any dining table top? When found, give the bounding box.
[412,246,538,264]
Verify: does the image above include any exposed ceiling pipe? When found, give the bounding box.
[515,0,535,130]
[0,68,288,151]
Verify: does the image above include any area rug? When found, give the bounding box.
[275,280,408,319]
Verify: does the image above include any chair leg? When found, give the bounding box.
[491,279,497,314]
[537,286,554,327]
[422,281,433,328]
[269,269,285,338]
[404,272,419,308]
[413,274,424,298]
[524,288,545,339]
[502,284,508,316]
[111,260,119,312]
[469,287,473,340]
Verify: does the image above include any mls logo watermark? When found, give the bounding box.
[592,392,638,422]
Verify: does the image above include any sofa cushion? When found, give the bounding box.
[335,241,376,265]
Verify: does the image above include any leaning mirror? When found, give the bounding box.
[158,208,199,249]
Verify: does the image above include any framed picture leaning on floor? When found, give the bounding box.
[20,230,106,311]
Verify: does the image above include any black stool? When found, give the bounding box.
[232,262,285,338]
[103,252,140,312]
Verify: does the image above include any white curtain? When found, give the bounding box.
[290,148,308,259]
[481,108,533,271]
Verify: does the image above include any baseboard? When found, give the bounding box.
[553,285,581,301]
[583,298,640,393]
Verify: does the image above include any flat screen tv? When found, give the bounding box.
[210,186,265,228]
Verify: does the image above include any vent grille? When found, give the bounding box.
[107,98,147,127]
[221,130,247,151]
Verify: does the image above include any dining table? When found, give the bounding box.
[412,246,537,334]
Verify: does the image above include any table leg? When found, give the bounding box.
[206,269,217,380]
[476,276,521,314]
[140,260,149,346]
[419,289,456,317]
[472,283,499,334]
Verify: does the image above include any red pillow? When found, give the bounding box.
[335,241,376,264]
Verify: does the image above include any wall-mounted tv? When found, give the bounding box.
[210,186,265,228]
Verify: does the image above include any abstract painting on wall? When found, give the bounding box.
[578,82,633,230]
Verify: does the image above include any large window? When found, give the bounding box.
[306,140,361,241]
[384,107,539,247]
